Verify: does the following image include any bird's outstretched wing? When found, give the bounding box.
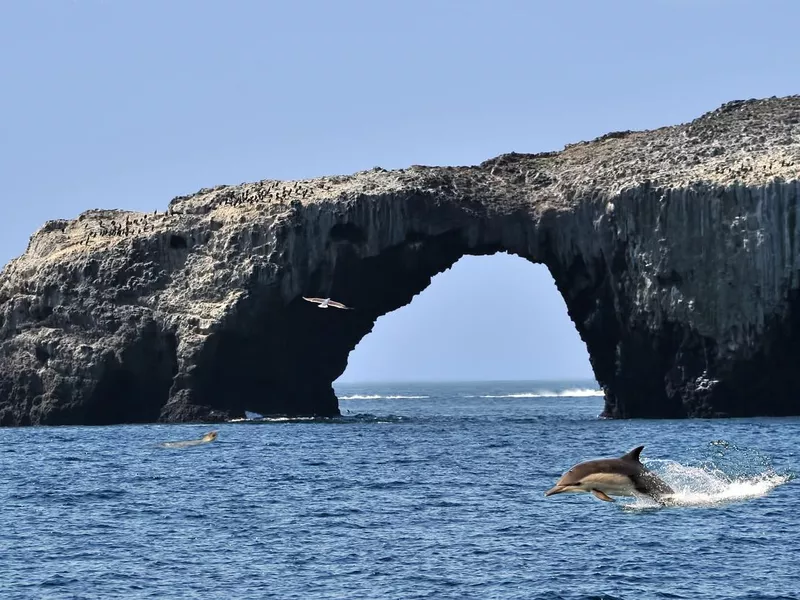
[302,297,325,304]
[327,300,353,310]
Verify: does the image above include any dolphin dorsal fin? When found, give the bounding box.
[621,445,645,462]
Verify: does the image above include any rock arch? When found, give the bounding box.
[168,203,607,421]
[1,95,800,425]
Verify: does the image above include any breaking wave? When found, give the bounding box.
[339,394,430,400]
[228,413,412,424]
[228,416,318,423]
[480,388,604,399]
[624,442,792,511]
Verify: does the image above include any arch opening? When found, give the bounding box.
[177,223,612,420]
[336,252,596,386]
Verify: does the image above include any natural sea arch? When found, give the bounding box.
[335,253,595,384]
[4,98,799,426]
[179,202,646,423]
[161,174,736,423]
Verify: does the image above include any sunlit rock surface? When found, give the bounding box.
[1,96,799,425]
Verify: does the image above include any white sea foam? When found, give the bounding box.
[229,415,318,423]
[480,388,604,399]
[339,394,429,400]
[623,459,791,511]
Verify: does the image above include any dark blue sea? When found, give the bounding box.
[2,380,797,600]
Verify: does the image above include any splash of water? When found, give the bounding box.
[623,444,792,511]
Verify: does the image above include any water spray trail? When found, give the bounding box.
[623,441,793,511]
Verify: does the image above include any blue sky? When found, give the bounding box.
[2,1,798,382]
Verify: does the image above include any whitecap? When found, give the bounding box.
[481,388,604,399]
[339,394,430,400]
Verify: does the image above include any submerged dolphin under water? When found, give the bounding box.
[545,445,674,503]
[161,431,219,449]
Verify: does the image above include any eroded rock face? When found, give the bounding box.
[1,96,800,425]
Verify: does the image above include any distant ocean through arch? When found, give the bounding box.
[334,379,604,401]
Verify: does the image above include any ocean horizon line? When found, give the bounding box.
[334,378,600,386]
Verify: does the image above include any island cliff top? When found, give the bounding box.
[4,95,799,279]
[170,94,800,207]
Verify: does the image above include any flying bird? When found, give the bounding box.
[302,297,353,310]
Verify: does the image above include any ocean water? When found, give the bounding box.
[2,380,797,600]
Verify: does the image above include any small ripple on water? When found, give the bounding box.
[39,574,79,588]
[9,488,128,504]
[58,455,88,462]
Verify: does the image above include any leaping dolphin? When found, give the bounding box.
[544,445,674,503]
[302,297,353,310]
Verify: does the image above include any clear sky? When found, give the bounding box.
[2,1,798,382]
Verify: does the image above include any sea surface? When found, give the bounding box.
[2,380,797,600]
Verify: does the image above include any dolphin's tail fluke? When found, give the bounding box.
[636,470,674,498]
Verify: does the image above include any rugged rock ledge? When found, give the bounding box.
[2,96,800,425]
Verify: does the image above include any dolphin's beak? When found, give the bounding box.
[545,485,566,497]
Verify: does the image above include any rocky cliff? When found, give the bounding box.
[1,96,799,426]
